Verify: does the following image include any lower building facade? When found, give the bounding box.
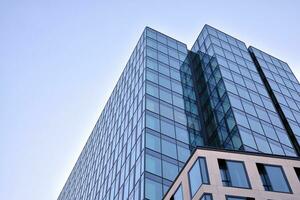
[164,147,300,200]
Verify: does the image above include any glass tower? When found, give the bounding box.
[58,25,300,200]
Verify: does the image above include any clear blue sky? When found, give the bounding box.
[1,0,300,199]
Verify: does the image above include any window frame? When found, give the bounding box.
[225,195,255,200]
[218,159,252,189]
[256,163,292,193]
[188,157,210,198]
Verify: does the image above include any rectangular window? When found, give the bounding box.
[257,163,291,193]
[170,184,183,200]
[295,167,300,182]
[226,195,254,200]
[218,159,250,188]
[145,178,162,200]
[145,154,161,176]
[200,193,213,200]
[162,160,178,181]
[146,112,160,132]
[145,130,161,152]
[188,157,209,197]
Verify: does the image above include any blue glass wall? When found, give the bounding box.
[144,27,203,199]
[191,25,297,156]
[249,46,300,154]
[58,27,204,200]
[58,28,146,200]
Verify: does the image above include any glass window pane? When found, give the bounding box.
[226,196,253,200]
[146,112,160,132]
[159,88,172,104]
[146,82,159,98]
[248,116,264,135]
[161,118,175,138]
[146,70,158,83]
[239,127,256,149]
[265,165,290,193]
[146,131,161,152]
[177,145,190,162]
[145,154,161,176]
[227,161,250,188]
[161,139,177,158]
[173,94,184,109]
[174,109,187,125]
[159,75,171,89]
[188,157,209,197]
[160,103,174,120]
[162,160,178,181]
[254,133,272,154]
[145,178,162,200]
[175,125,189,144]
[200,193,213,200]
[173,184,183,200]
[147,58,158,71]
[219,159,250,188]
[146,96,159,113]
[159,63,170,76]
[147,47,157,59]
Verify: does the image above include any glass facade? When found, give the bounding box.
[59,25,300,200]
[249,46,300,153]
[191,25,298,156]
[58,28,146,200]
[144,27,203,199]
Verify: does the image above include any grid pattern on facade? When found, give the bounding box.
[249,46,300,148]
[58,25,300,200]
[191,25,296,156]
[144,27,203,200]
[58,28,146,200]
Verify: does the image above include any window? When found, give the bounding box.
[294,167,300,182]
[218,159,250,188]
[170,184,183,200]
[200,193,213,200]
[146,69,158,83]
[162,160,178,181]
[160,103,174,120]
[159,75,171,89]
[146,96,159,114]
[145,178,162,200]
[159,88,172,104]
[175,125,189,144]
[188,157,209,197]
[257,163,291,193]
[146,112,160,132]
[161,138,177,158]
[145,131,161,152]
[147,57,158,70]
[145,154,161,176]
[146,82,159,98]
[239,127,256,149]
[161,118,175,138]
[177,145,190,162]
[226,195,254,200]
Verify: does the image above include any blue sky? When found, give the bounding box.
[1,0,300,200]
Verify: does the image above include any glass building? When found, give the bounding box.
[58,25,300,200]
